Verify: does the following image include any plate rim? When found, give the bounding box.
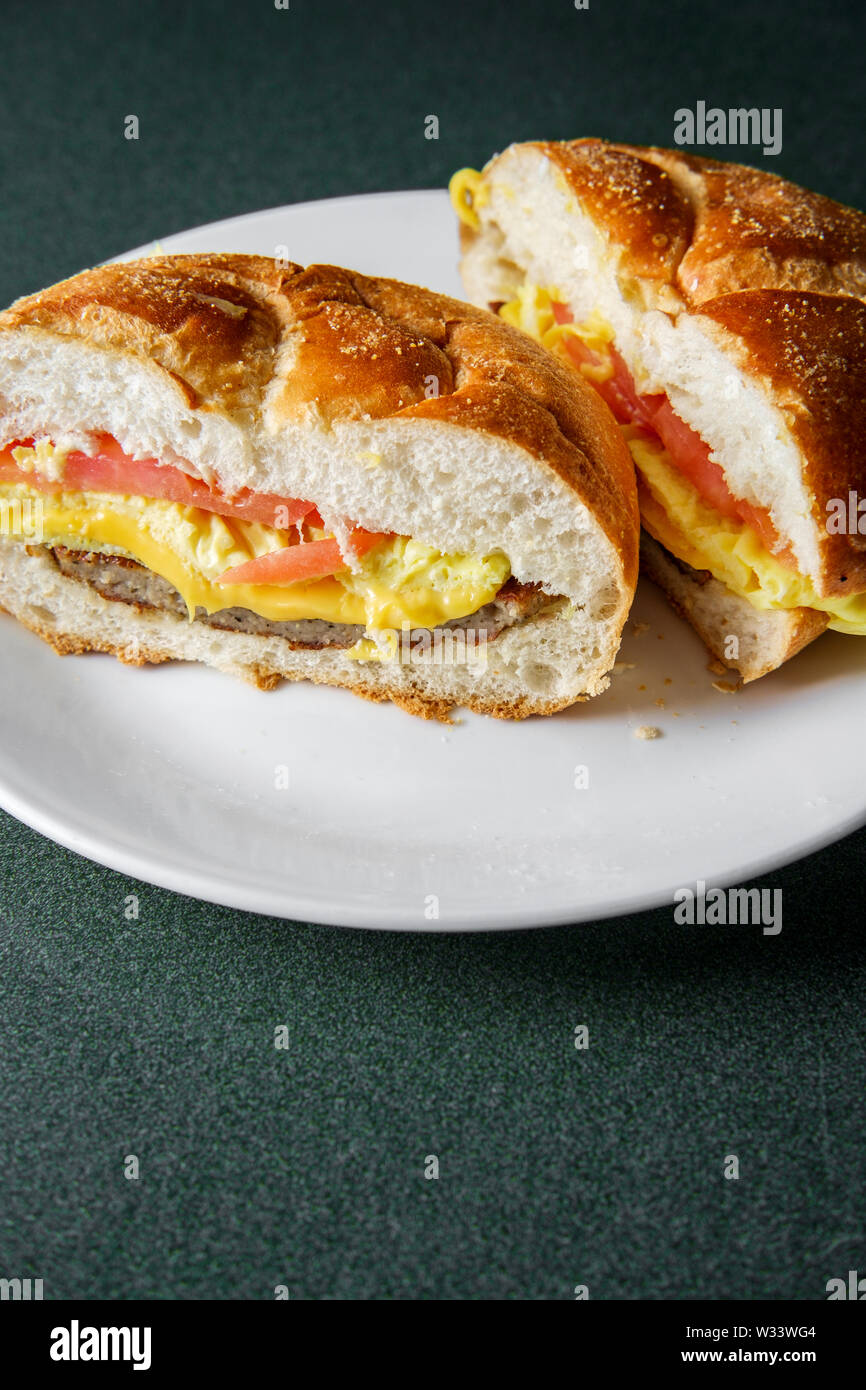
[117,186,450,263]
[2,767,864,930]
[3,188,865,929]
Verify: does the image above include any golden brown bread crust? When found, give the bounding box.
[475,138,866,597]
[631,146,866,305]
[0,253,638,595]
[542,139,866,307]
[539,139,694,286]
[0,255,287,415]
[697,290,866,594]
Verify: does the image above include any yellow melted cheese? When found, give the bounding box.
[449,167,489,231]
[497,282,866,635]
[630,434,866,635]
[0,482,511,633]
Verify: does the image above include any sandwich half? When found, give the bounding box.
[0,254,638,719]
[451,141,866,681]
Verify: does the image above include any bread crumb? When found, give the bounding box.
[638,683,646,691]
[611,661,636,674]
[631,620,650,636]
[655,698,665,708]
[663,677,672,686]
[707,657,728,675]
[634,725,662,740]
[712,680,740,694]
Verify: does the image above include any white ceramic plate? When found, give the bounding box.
[1,191,865,930]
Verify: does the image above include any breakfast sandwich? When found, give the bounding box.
[451,141,866,681]
[0,254,638,719]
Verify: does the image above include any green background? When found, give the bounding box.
[1,0,864,1299]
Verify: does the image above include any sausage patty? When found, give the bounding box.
[45,546,555,648]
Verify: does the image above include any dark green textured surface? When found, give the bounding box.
[1,0,865,1300]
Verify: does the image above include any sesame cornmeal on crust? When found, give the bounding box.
[455,137,866,684]
[0,254,641,718]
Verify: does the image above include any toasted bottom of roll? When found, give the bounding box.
[0,539,622,721]
[640,533,829,683]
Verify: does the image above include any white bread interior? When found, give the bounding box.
[0,327,623,626]
[0,255,642,718]
[460,147,820,581]
[639,532,829,683]
[0,539,618,718]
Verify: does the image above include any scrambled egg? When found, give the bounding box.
[0,480,510,634]
[448,167,866,632]
[499,283,616,384]
[11,438,71,482]
[630,434,866,634]
[494,282,866,634]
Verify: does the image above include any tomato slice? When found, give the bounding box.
[562,334,659,429]
[644,399,739,519]
[217,529,390,586]
[552,306,656,427]
[641,399,786,553]
[0,432,395,586]
[551,301,786,555]
[0,434,318,530]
